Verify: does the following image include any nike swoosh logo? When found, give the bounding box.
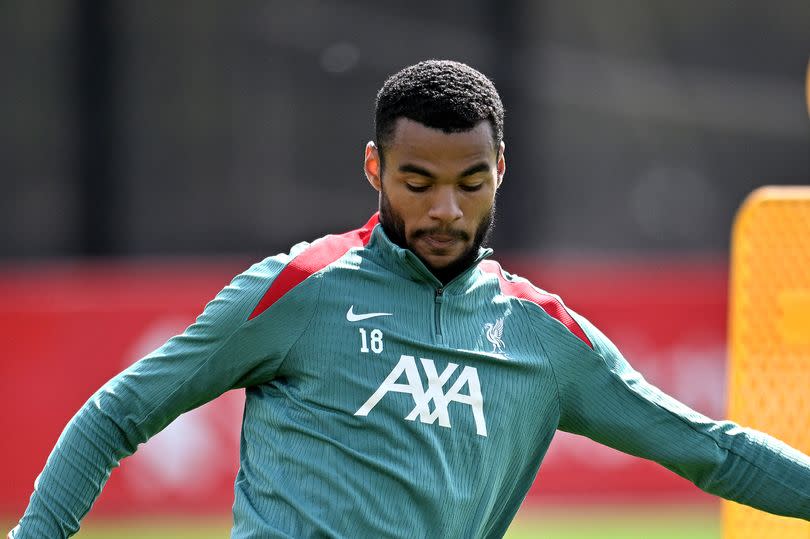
[346,306,393,322]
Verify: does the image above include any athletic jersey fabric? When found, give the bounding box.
[11,214,810,538]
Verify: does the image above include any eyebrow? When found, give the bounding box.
[398,162,491,179]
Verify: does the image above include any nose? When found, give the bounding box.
[428,186,463,223]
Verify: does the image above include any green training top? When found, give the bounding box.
[11,214,810,538]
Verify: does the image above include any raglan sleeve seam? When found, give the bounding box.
[521,300,564,426]
[133,316,253,431]
[132,262,282,428]
[136,270,324,429]
[274,272,325,376]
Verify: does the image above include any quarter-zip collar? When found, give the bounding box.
[363,217,493,294]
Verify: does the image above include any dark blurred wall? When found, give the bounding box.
[1,0,808,259]
[1,2,78,256]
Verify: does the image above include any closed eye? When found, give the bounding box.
[460,183,484,192]
[405,183,430,193]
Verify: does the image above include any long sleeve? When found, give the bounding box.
[549,311,810,520]
[9,253,321,539]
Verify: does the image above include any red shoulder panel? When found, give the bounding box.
[248,213,379,320]
[479,260,593,348]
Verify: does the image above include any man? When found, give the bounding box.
[10,60,810,538]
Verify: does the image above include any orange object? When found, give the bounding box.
[723,186,810,538]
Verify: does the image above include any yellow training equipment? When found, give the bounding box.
[723,186,810,538]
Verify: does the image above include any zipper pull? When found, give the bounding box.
[434,287,444,337]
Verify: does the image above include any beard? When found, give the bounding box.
[379,188,495,284]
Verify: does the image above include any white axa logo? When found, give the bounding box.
[355,355,488,437]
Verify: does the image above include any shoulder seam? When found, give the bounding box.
[480,260,593,349]
[136,317,244,430]
[248,214,378,320]
[522,302,564,427]
[275,272,325,377]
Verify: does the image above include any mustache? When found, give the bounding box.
[411,227,470,241]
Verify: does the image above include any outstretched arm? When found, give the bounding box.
[549,312,810,520]
[9,254,320,538]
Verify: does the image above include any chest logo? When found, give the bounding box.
[346,305,393,322]
[355,355,488,437]
[484,318,505,354]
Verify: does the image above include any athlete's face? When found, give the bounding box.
[364,118,505,282]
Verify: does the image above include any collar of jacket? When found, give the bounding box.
[363,217,494,293]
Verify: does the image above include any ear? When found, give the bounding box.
[496,141,506,188]
[364,141,382,192]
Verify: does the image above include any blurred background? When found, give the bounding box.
[1,1,808,536]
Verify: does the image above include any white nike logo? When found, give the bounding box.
[346,305,393,322]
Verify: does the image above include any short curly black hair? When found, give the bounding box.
[374,60,504,168]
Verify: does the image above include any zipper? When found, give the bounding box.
[395,246,492,340]
[434,287,444,336]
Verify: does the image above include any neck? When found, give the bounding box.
[378,219,482,285]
